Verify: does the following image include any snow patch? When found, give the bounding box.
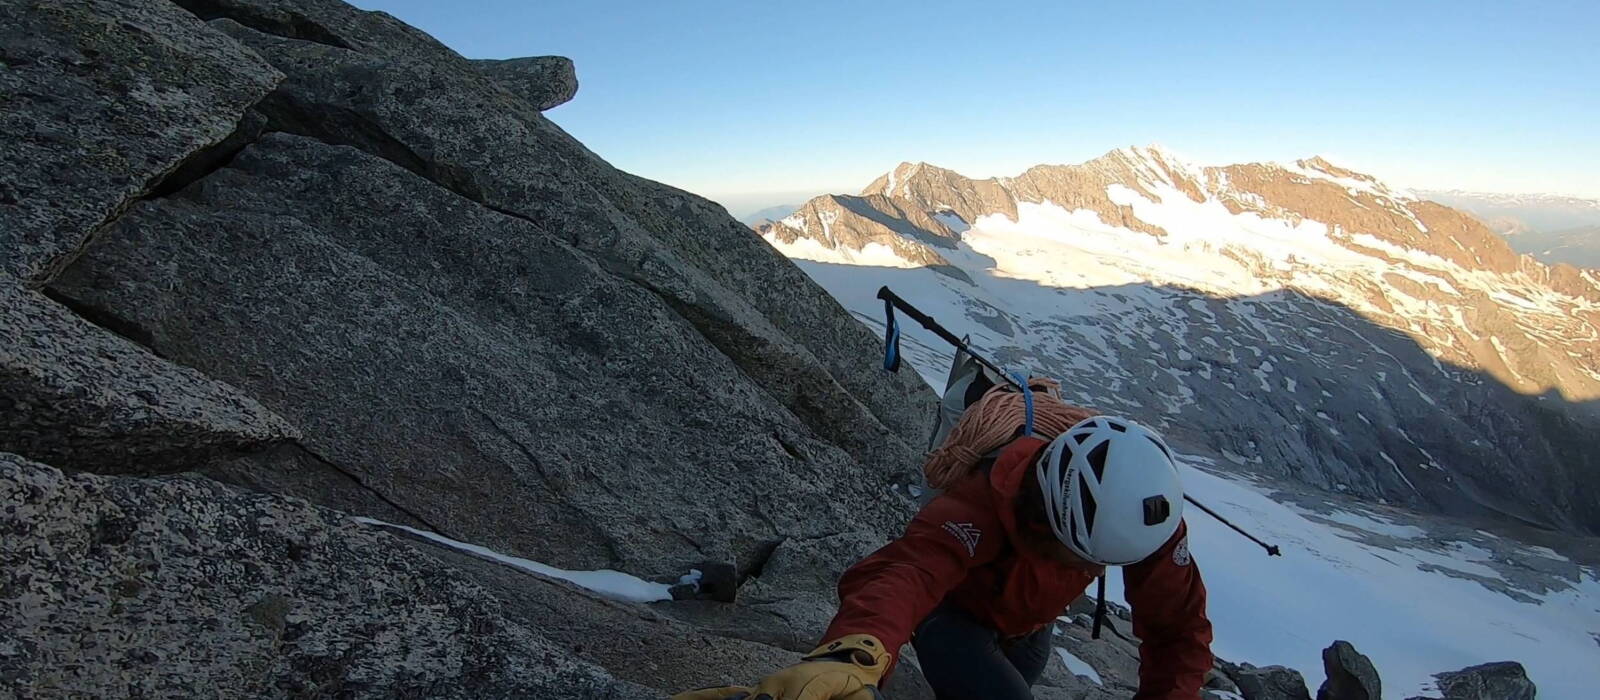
[761,232,920,269]
[934,210,971,234]
[1053,647,1104,686]
[353,517,675,603]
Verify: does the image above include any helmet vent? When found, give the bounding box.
[1073,433,1090,444]
[1142,495,1171,526]
[1078,474,1097,537]
[1109,422,1127,433]
[1086,441,1110,480]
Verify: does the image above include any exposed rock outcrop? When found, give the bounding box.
[50,127,921,578]
[0,452,657,700]
[1220,661,1313,700]
[1317,641,1381,700]
[0,0,282,283]
[2,0,934,694]
[1,279,297,474]
[1413,662,1538,700]
[472,55,578,110]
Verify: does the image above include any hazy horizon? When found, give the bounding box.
[351,1,1600,205]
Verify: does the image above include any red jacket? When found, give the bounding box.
[822,436,1213,700]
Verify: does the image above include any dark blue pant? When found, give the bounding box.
[911,604,1054,700]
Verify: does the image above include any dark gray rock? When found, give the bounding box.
[402,529,939,699]
[49,133,921,580]
[0,278,296,473]
[0,452,657,699]
[1039,622,1142,698]
[735,531,887,650]
[207,442,429,529]
[200,12,935,461]
[1317,640,1381,700]
[171,0,461,62]
[1221,660,1313,700]
[473,55,578,110]
[1207,666,1244,694]
[1422,662,1537,700]
[0,0,281,283]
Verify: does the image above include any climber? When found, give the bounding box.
[672,389,1213,700]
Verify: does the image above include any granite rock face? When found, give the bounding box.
[1417,662,1537,700]
[50,132,921,578]
[472,55,578,110]
[0,279,297,474]
[1221,661,1314,700]
[1317,640,1381,700]
[0,452,658,700]
[0,0,281,283]
[3,0,930,693]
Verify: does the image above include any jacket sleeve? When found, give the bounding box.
[820,485,1002,679]
[1122,520,1214,700]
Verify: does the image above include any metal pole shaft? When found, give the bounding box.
[1184,494,1282,556]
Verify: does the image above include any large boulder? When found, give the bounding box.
[0,0,280,283]
[1221,660,1313,700]
[1411,662,1537,700]
[473,55,578,110]
[48,132,921,579]
[0,452,656,699]
[1317,641,1381,700]
[0,278,296,473]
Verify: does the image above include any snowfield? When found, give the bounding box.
[1108,458,1600,699]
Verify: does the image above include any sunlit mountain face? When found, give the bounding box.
[756,146,1600,535]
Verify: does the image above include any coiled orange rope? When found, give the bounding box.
[923,377,1094,489]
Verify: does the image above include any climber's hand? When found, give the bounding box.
[752,633,889,700]
[671,634,890,700]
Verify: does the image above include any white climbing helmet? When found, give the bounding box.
[1035,416,1184,565]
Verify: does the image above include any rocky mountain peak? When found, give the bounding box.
[761,147,1600,536]
[862,160,971,201]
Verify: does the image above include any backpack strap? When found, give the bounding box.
[1010,372,1035,438]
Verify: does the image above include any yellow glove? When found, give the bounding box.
[671,634,890,700]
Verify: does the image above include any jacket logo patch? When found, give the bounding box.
[1173,537,1192,567]
[942,521,982,558]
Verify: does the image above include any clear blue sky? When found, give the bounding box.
[351,1,1599,213]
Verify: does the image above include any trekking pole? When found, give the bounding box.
[876,285,1285,558]
[876,286,1024,392]
[1184,495,1281,556]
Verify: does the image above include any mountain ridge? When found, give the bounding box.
[757,146,1600,534]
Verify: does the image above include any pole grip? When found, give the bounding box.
[876,285,1022,391]
[877,286,964,348]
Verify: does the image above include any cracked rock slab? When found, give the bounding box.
[0,451,658,699]
[49,133,920,580]
[203,14,935,467]
[0,278,296,473]
[0,0,281,283]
